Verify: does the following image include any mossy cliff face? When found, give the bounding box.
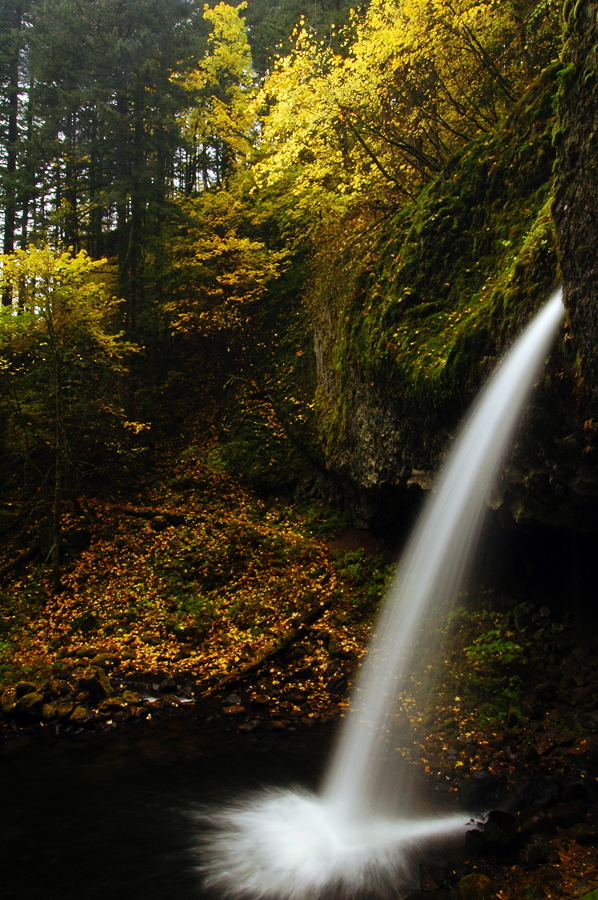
[314,62,598,530]
[554,0,598,405]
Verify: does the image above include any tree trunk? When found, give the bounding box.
[2,3,20,306]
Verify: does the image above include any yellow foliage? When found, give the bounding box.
[255,0,561,215]
[178,2,256,186]
[168,188,288,337]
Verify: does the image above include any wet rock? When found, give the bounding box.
[74,647,98,659]
[74,691,91,705]
[71,666,114,702]
[483,810,519,851]
[42,701,60,722]
[40,680,61,701]
[90,653,120,669]
[139,633,160,646]
[55,700,75,721]
[269,720,287,731]
[158,678,177,693]
[465,829,486,856]
[97,697,131,714]
[0,686,17,716]
[121,690,143,703]
[69,705,95,727]
[458,872,495,899]
[15,681,37,699]
[15,691,45,725]
[249,693,270,708]
[237,720,259,733]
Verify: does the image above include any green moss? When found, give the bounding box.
[314,64,561,455]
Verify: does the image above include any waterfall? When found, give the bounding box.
[200,288,565,899]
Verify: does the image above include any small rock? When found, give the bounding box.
[269,719,287,731]
[249,693,270,708]
[223,693,242,706]
[223,704,245,716]
[238,720,259,733]
[158,678,177,693]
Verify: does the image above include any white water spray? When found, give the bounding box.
[201,288,565,899]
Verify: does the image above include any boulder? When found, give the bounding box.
[121,690,143,703]
[14,681,37,699]
[483,810,520,851]
[97,697,130,714]
[90,653,120,669]
[15,691,45,725]
[0,686,17,717]
[458,873,495,900]
[55,700,75,721]
[69,705,94,727]
[71,666,114,701]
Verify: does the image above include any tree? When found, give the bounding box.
[254,0,562,219]
[0,246,133,590]
[179,2,256,191]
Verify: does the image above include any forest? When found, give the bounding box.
[1,2,598,899]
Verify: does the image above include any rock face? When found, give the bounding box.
[554,0,598,403]
[312,30,598,536]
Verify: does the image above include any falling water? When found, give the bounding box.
[201,288,565,899]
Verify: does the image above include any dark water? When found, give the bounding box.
[0,714,336,900]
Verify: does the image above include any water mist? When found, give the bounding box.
[200,288,565,899]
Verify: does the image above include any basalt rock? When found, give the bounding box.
[71,666,114,702]
[15,691,45,725]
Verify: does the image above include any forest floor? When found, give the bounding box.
[0,435,597,899]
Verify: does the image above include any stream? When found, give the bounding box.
[0,712,338,900]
